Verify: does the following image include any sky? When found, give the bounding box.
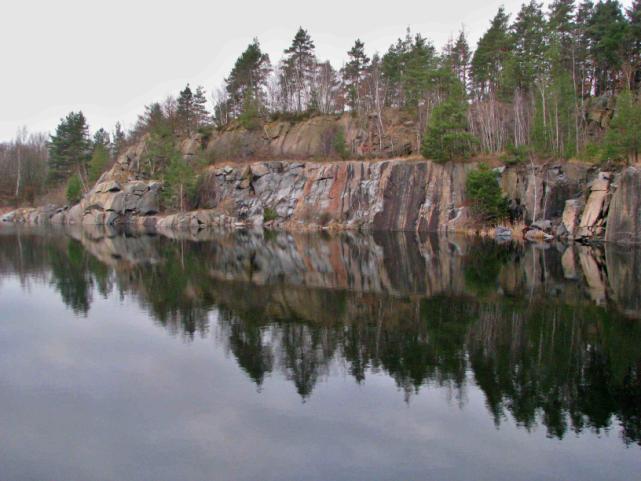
[0,0,632,141]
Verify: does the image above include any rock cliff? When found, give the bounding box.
[3,131,641,244]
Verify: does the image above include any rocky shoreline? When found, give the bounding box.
[2,138,640,244]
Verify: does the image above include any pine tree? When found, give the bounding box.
[512,1,548,90]
[603,89,641,163]
[111,122,126,159]
[548,0,577,72]
[93,128,111,149]
[627,0,641,88]
[344,39,370,113]
[451,30,471,90]
[283,27,316,112]
[382,31,413,107]
[192,86,210,129]
[225,39,271,116]
[421,82,478,162]
[472,7,513,97]
[403,34,437,112]
[48,111,92,185]
[177,84,195,135]
[588,0,628,95]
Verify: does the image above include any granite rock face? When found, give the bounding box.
[3,129,641,244]
[606,167,641,244]
[195,160,475,232]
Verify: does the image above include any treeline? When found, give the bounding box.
[0,128,48,204]
[210,0,641,162]
[0,115,127,206]
[3,0,641,207]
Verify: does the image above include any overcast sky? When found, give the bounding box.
[0,0,632,141]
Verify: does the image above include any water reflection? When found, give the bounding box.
[1,225,640,446]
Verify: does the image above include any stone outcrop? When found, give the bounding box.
[194,160,475,232]
[205,110,417,161]
[3,128,641,244]
[605,167,641,244]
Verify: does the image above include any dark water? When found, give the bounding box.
[0,225,640,481]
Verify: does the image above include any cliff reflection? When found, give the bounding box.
[0,225,639,445]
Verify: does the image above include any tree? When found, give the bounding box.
[66,174,83,203]
[603,89,641,163]
[344,39,370,112]
[93,128,110,149]
[88,143,110,182]
[163,151,197,212]
[421,82,478,162]
[472,7,513,97]
[511,1,548,91]
[283,27,316,112]
[450,30,472,90]
[225,39,271,116]
[177,84,195,134]
[48,111,92,185]
[111,121,126,159]
[548,0,577,72]
[192,85,210,128]
[465,163,508,223]
[313,61,340,114]
[588,0,628,95]
[627,0,641,88]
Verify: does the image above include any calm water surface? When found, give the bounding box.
[0,225,640,481]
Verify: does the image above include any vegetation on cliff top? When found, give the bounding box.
[3,0,641,207]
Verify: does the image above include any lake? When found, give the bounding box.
[0,225,639,481]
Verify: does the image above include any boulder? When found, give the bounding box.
[103,192,127,213]
[495,226,513,240]
[531,219,552,232]
[138,190,160,215]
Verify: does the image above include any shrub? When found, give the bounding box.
[501,143,528,165]
[332,127,350,160]
[263,207,278,222]
[465,163,508,224]
[66,174,83,204]
[238,96,262,131]
[577,142,602,164]
[421,94,478,163]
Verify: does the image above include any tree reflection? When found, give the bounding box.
[1,226,640,445]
